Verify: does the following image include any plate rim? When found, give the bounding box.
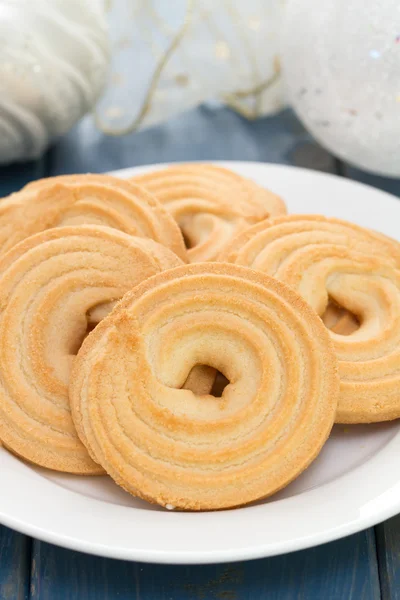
[1,160,400,564]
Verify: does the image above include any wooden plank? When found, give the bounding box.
[46,107,336,174]
[376,515,400,600]
[0,526,30,600]
[0,155,49,196]
[342,163,400,600]
[343,165,400,197]
[29,530,380,600]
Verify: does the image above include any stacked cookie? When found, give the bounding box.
[0,164,398,511]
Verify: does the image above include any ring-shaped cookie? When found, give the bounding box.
[0,225,182,472]
[131,164,286,262]
[70,263,338,510]
[222,216,400,423]
[1,175,187,260]
[221,214,400,269]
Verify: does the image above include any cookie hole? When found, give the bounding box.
[178,214,215,251]
[183,366,230,397]
[210,372,230,398]
[70,302,114,355]
[70,320,98,355]
[180,227,195,249]
[321,299,360,336]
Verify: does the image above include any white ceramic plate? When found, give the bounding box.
[1,161,400,565]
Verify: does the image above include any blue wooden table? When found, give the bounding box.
[1,106,400,599]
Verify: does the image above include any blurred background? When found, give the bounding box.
[1,0,399,179]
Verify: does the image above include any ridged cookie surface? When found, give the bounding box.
[0,174,187,260]
[222,216,400,423]
[131,164,286,261]
[221,214,400,268]
[0,225,182,473]
[70,263,338,510]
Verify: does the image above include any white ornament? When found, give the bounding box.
[96,0,285,134]
[0,0,110,164]
[283,0,400,176]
